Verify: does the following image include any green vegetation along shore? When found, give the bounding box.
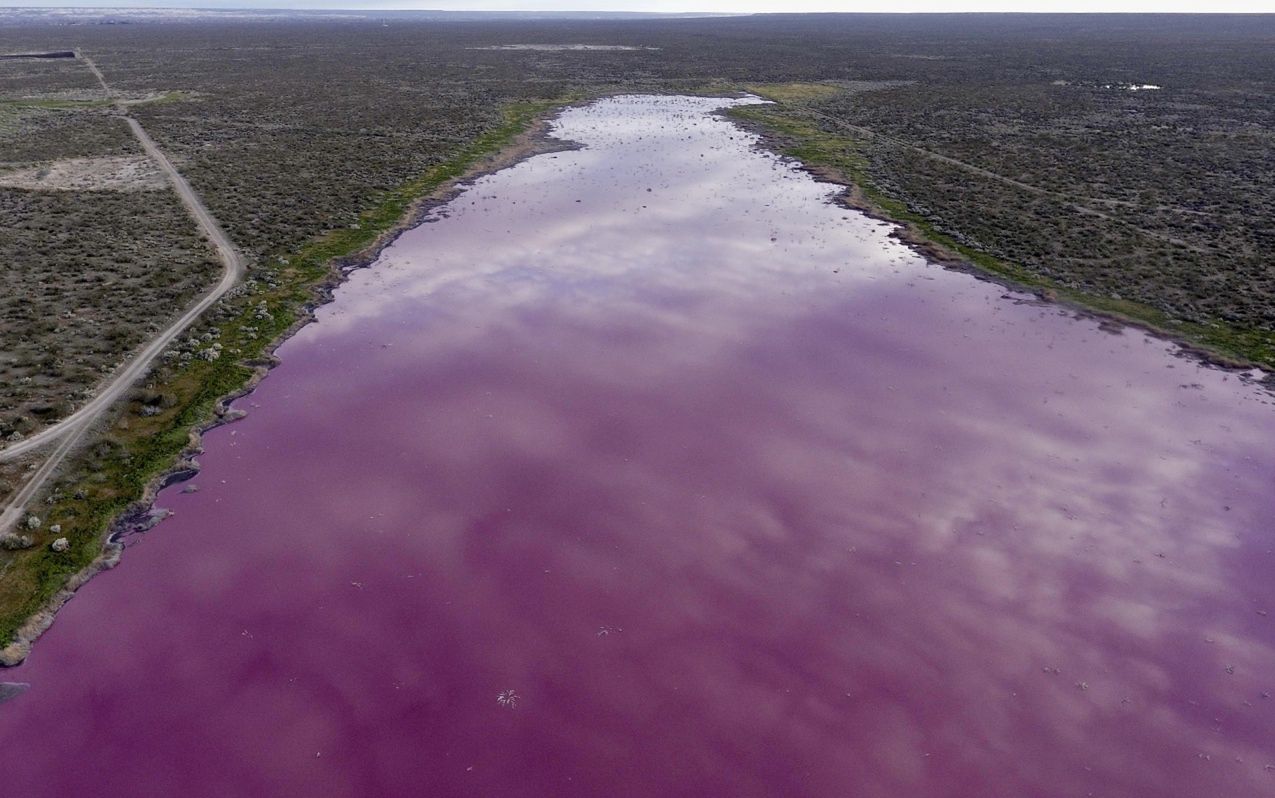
[732,83,1275,373]
[3,12,1273,660]
[0,99,564,658]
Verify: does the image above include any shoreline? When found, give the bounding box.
[728,104,1272,383]
[4,88,1268,666]
[0,105,576,667]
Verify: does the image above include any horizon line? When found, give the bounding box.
[3,5,1272,12]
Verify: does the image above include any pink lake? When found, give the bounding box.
[2,95,1274,797]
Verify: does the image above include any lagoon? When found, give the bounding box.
[2,95,1273,797]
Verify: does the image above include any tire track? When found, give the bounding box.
[0,52,244,530]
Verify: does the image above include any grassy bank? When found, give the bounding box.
[0,98,565,653]
[730,86,1275,373]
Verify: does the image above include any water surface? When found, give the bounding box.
[3,95,1274,797]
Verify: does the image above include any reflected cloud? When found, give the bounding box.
[3,95,1273,798]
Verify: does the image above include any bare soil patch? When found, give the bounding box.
[0,155,165,192]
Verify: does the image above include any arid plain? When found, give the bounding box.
[1,11,1274,797]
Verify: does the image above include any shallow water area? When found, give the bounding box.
[2,95,1274,797]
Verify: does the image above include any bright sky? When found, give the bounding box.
[7,0,1271,12]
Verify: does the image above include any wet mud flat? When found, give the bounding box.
[1,95,1273,797]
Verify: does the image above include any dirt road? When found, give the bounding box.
[0,53,244,528]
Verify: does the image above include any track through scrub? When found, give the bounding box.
[0,52,245,529]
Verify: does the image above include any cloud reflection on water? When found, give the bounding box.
[277,94,1275,795]
[1,95,1273,798]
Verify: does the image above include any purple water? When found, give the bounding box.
[2,95,1274,797]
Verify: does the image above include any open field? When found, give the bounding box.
[0,12,1273,651]
[0,186,218,438]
